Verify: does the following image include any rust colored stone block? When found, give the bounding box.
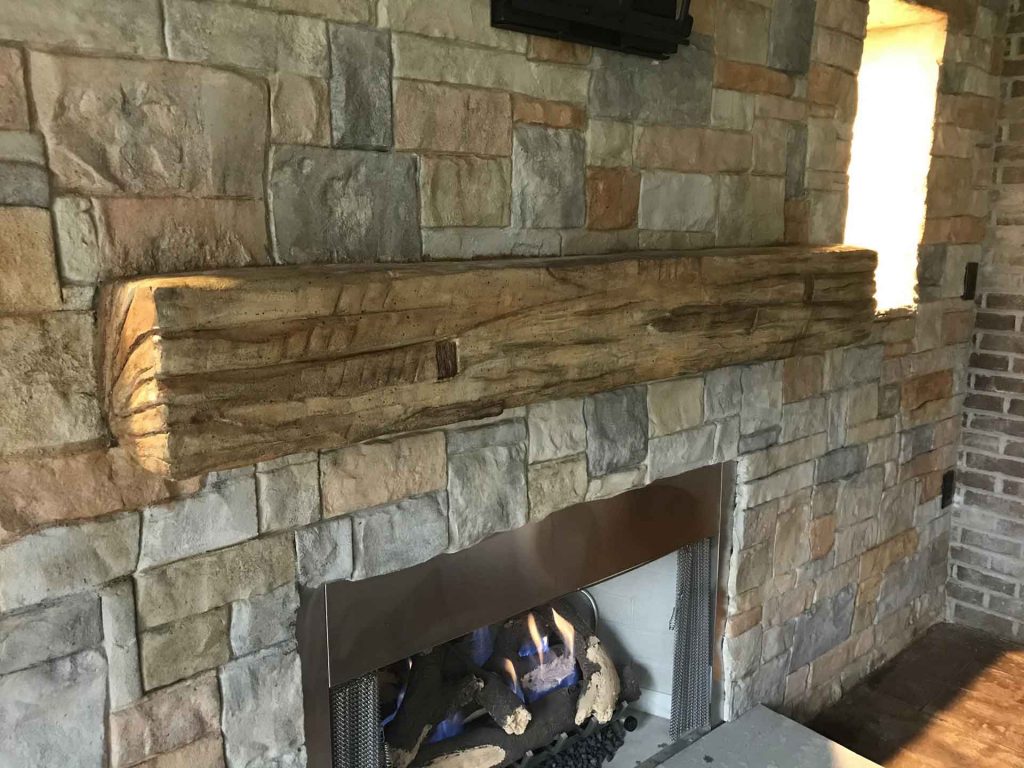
[586,167,640,231]
[901,370,954,412]
[511,93,585,130]
[635,125,752,173]
[942,308,975,344]
[527,35,592,65]
[715,59,796,97]
[0,447,202,546]
[394,79,511,155]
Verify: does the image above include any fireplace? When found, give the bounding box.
[297,463,733,768]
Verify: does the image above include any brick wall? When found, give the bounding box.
[0,0,1007,765]
[952,0,1024,643]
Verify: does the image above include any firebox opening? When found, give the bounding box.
[844,0,947,313]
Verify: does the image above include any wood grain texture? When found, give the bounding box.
[100,246,877,478]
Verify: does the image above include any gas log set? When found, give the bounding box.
[380,599,640,768]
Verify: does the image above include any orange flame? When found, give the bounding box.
[527,612,545,662]
[551,608,575,656]
[501,657,519,689]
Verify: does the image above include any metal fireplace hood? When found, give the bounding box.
[297,462,734,768]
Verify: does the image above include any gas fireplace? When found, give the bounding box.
[298,464,732,768]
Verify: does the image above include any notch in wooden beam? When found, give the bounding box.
[436,339,459,381]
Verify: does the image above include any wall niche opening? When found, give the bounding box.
[844,0,948,312]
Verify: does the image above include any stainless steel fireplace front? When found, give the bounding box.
[298,462,734,768]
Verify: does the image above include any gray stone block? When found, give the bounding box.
[0,649,107,768]
[139,472,258,569]
[815,445,868,484]
[590,41,713,126]
[231,583,299,657]
[738,427,781,455]
[585,387,648,477]
[352,492,449,579]
[271,145,421,264]
[449,444,528,550]
[768,0,816,73]
[705,366,743,420]
[785,122,808,198]
[741,362,782,436]
[0,512,140,613]
[0,593,101,676]
[330,24,392,149]
[448,419,527,454]
[220,643,305,768]
[511,124,585,228]
[100,580,143,709]
[0,161,48,206]
[789,585,856,670]
[648,424,717,481]
[835,466,884,528]
[257,453,321,532]
[780,397,827,443]
[717,175,785,247]
[638,171,716,232]
[296,515,354,587]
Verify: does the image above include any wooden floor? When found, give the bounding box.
[811,623,1024,768]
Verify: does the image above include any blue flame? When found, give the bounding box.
[426,710,466,744]
[469,626,495,666]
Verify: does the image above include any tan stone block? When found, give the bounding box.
[512,93,585,130]
[586,167,640,231]
[0,47,28,130]
[393,34,589,105]
[647,378,704,437]
[715,0,770,65]
[586,120,633,167]
[715,59,796,96]
[635,125,752,173]
[165,0,329,77]
[135,535,295,630]
[394,80,511,156]
[134,737,225,768]
[420,156,511,228]
[0,313,104,456]
[783,355,824,403]
[383,0,525,51]
[86,197,269,281]
[139,609,230,690]
[901,369,953,412]
[0,208,61,313]
[810,515,836,560]
[0,0,163,57]
[858,529,918,581]
[271,73,330,146]
[110,672,220,768]
[585,466,646,501]
[752,118,790,177]
[237,0,370,23]
[527,36,592,65]
[0,447,201,546]
[321,432,447,518]
[811,28,863,75]
[31,52,267,198]
[528,455,587,520]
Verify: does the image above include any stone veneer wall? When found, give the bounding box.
[0,0,1005,766]
[952,0,1024,642]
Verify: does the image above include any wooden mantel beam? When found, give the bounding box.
[99,246,877,478]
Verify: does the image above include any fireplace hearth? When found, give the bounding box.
[298,464,732,768]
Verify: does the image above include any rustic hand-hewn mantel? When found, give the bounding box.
[100,246,877,478]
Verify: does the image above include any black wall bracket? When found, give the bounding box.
[492,0,693,59]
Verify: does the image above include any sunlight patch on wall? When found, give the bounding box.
[844,2,947,312]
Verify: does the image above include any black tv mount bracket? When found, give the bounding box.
[492,0,693,60]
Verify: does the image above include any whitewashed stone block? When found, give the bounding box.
[220,644,305,768]
[257,454,320,532]
[139,471,258,569]
[449,440,528,550]
[296,516,354,587]
[0,649,107,768]
[585,387,648,477]
[352,492,449,579]
[330,24,392,148]
[101,580,142,709]
[528,455,587,520]
[648,424,718,482]
[231,583,300,657]
[648,378,704,437]
[527,399,586,463]
[741,362,783,436]
[638,171,716,231]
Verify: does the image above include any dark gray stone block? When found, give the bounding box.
[768,0,816,74]
[585,387,648,477]
[815,445,867,484]
[789,584,856,670]
[590,39,713,126]
[0,594,102,676]
[271,145,421,264]
[785,122,807,199]
[330,24,393,149]
[0,162,48,207]
[511,124,585,228]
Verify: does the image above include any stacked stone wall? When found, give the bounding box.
[0,0,1004,765]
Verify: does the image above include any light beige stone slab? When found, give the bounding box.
[393,33,589,104]
[229,0,370,22]
[320,432,447,518]
[420,156,511,228]
[394,80,512,156]
[0,207,61,313]
[382,0,525,51]
[134,535,295,630]
[0,0,163,57]
[586,119,634,167]
[0,47,28,130]
[648,378,704,437]
[271,73,331,146]
[528,455,587,520]
[0,313,104,456]
[31,52,267,198]
[527,399,586,463]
